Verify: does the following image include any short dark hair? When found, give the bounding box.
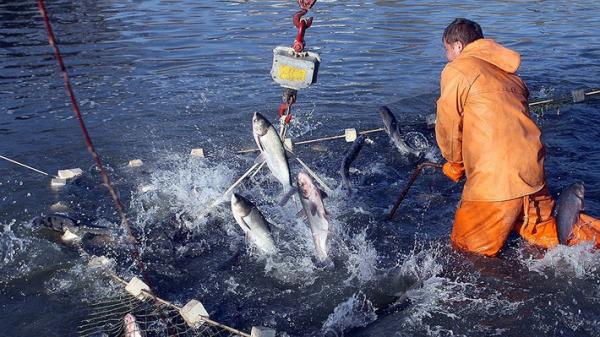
[443,18,484,46]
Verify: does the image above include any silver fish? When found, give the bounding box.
[33,213,111,237]
[379,106,418,155]
[231,193,277,255]
[340,135,366,195]
[555,182,585,245]
[252,112,295,205]
[297,171,330,263]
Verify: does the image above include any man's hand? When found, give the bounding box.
[442,161,465,182]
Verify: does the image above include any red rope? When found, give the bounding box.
[36,0,148,280]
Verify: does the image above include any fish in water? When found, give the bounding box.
[340,135,366,195]
[33,213,111,237]
[555,182,585,245]
[124,313,143,337]
[231,193,277,255]
[378,105,418,156]
[297,171,331,264]
[252,112,295,205]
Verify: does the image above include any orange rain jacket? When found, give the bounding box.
[436,39,545,202]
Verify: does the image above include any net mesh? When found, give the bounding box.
[77,291,246,337]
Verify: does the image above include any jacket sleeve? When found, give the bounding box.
[435,65,469,163]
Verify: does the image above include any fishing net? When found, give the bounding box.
[77,291,247,337]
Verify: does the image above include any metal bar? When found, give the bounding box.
[528,99,554,107]
[387,162,443,220]
[0,155,55,177]
[251,161,267,179]
[236,127,386,154]
[294,156,333,194]
[585,90,600,96]
[197,162,262,218]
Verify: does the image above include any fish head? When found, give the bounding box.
[231,193,253,217]
[572,182,585,200]
[378,105,397,135]
[124,313,136,325]
[43,214,71,231]
[252,112,271,137]
[32,216,44,228]
[297,171,315,199]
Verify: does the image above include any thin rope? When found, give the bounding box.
[36,0,148,281]
[0,154,56,177]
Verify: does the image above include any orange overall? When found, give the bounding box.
[436,39,600,256]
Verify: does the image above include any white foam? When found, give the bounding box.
[321,292,377,335]
[343,229,378,286]
[521,242,600,278]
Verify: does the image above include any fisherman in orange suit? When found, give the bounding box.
[436,18,600,256]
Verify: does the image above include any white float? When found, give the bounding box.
[125,277,151,300]
[128,159,144,167]
[180,299,209,327]
[251,326,276,337]
[190,148,205,158]
[344,128,357,142]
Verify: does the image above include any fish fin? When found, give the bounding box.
[319,188,328,199]
[253,133,264,152]
[254,152,267,165]
[278,187,298,206]
[310,204,318,216]
[285,148,296,159]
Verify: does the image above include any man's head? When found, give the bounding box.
[443,18,484,62]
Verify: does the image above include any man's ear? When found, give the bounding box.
[455,41,464,53]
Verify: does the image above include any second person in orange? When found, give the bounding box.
[436,18,600,257]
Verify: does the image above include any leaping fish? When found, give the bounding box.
[297,171,331,264]
[340,134,367,195]
[252,112,296,205]
[555,182,585,245]
[379,105,419,156]
[231,193,277,255]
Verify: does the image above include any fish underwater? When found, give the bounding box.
[124,313,143,337]
[33,213,111,238]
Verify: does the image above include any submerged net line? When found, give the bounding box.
[77,292,243,337]
[73,244,251,337]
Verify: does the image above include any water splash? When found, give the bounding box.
[343,228,378,286]
[521,242,600,278]
[321,292,378,337]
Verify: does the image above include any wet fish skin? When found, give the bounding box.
[231,193,277,255]
[124,313,143,337]
[378,105,417,155]
[297,171,330,263]
[340,135,366,195]
[252,112,295,204]
[555,182,585,244]
[33,213,111,236]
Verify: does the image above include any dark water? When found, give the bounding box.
[1,1,600,336]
